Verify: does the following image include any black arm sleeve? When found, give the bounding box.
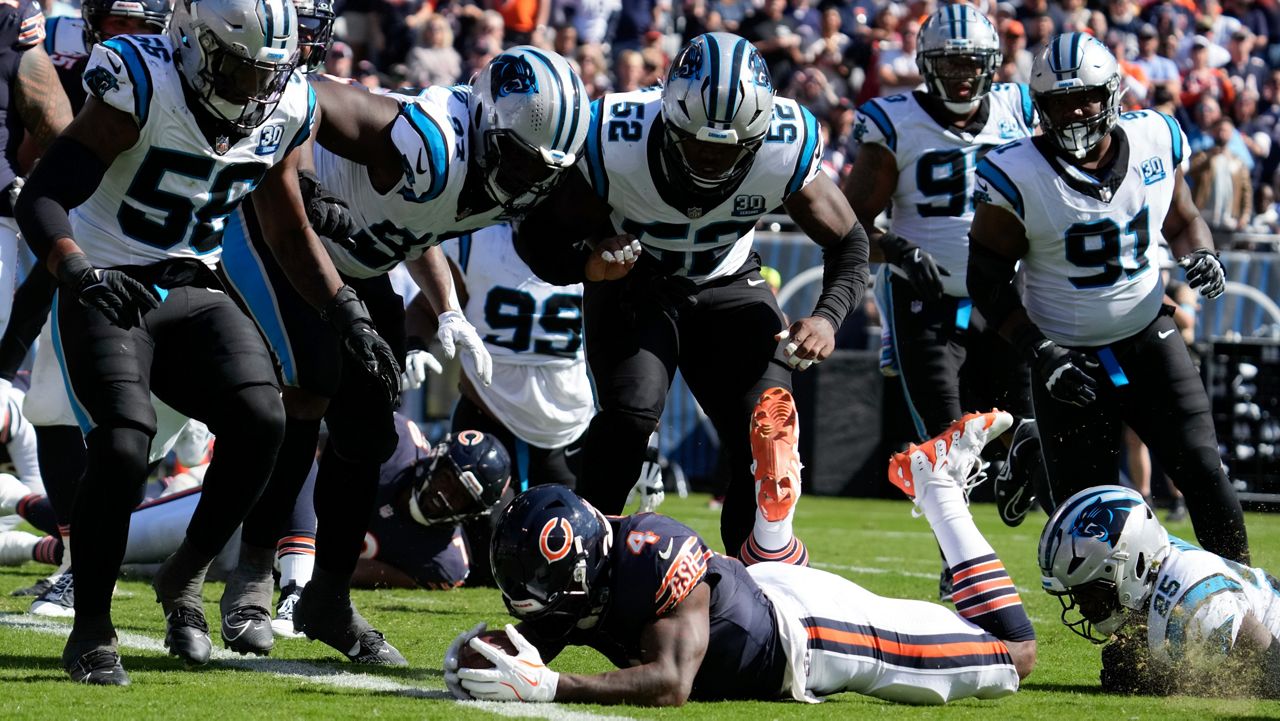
[966,240,1025,335]
[14,136,108,262]
[811,222,870,331]
[513,169,612,286]
[0,270,56,381]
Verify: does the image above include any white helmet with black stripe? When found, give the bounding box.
[468,46,589,216]
[917,3,1002,113]
[660,32,775,192]
[1030,32,1122,158]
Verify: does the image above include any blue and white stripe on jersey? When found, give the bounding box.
[285,79,316,153]
[101,37,153,127]
[975,155,1024,218]
[1164,573,1245,659]
[585,99,608,199]
[857,99,897,152]
[787,106,821,195]
[398,101,450,203]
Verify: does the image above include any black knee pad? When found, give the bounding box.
[592,407,660,446]
[85,425,153,509]
[325,409,397,464]
[216,384,287,452]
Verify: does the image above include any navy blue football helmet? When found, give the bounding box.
[408,430,511,527]
[292,0,335,74]
[82,0,172,46]
[490,485,614,637]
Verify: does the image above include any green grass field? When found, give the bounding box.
[3,493,1279,720]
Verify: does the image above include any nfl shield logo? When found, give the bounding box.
[688,207,703,219]
[215,136,231,154]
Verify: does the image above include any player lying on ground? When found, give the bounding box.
[443,411,1036,706]
[1040,485,1280,697]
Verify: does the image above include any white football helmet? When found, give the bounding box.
[1039,485,1171,643]
[170,0,300,131]
[917,3,1002,113]
[468,47,590,216]
[1030,32,1122,158]
[661,32,775,192]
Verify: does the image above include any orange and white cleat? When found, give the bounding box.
[887,410,1015,502]
[750,387,802,523]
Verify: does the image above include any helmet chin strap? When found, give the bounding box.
[407,491,433,527]
[943,98,980,114]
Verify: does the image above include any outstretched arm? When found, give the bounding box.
[14,45,71,153]
[253,148,345,306]
[781,172,871,368]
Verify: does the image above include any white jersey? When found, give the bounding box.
[854,84,1036,297]
[43,14,85,60]
[315,85,506,279]
[582,87,823,282]
[976,110,1189,346]
[443,224,592,449]
[70,35,314,268]
[1146,538,1280,668]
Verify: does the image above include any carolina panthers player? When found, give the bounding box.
[966,33,1249,564]
[432,223,591,489]
[1040,486,1280,696]
[445,411,1036,706]
[843,4,1041,528]
[13,0,400,685]
[517,32,870,564]
[219,48,590,664]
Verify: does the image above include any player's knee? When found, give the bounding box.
[592,406,659,445]
[1006,639,1037,680]
[220,384,287,452]
[86,425,153,496]
[282,386,330,420]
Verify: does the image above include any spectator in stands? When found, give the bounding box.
[325,40,355,79]
[1016,0,1064,33]
[1108,30,1151,109]
[1059,0,1092,32]
[577,43,611,98]
[1026,13,1057,58]
[742,0,804,85]
[339,0,383,63]
[999,19,1032,84]
[710,0,749,33]
[1201,0,1244,46]
[875,16,920,96]
[1189,118,1254,233]
[1181,36,1235,108]
[614,48,645,92]
[404,14,463,87]
[1234,91,1272,176]
[565,0,621,45]
[496,0,549,45]
[554,24,579,57]
[1253,70,1280,199]
[1104,0,1143,37]
[1134,24,1181,91]
[1225,29,1268,97]
[613,0,665,53]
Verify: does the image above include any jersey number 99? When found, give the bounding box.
[483,287,582,358]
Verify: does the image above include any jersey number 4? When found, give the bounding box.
[483,287,582,358]
[1063,207,1151,289]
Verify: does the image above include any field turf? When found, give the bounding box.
[2,493,1279,720]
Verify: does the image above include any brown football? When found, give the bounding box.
[458,631,519,669]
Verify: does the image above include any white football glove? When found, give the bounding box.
[457,624,558,703]
[400,348,443,391]
[443,621,487,700]
[437,311,493,386]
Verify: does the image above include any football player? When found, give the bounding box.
[0,0,173,618]
[1040,486,1280,696]
[843,5,1042,528]
[13,0,400,685]
[966,33,1249,563]
[430,223,591,490]
[516,32,870,565]
[219,48,590,663]
[445,411,1036,706]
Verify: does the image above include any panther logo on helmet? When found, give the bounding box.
[539,518,575,562]
[490,54,539,98]
[672,43,703,80]
[1070,496,1142,547]
[748,48,772,90]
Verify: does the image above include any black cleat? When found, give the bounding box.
[939,565,954,603]
[221,605,273,656]
[293,589,407,666]
[64,640,130,686]
[30,572,75,617]
[162,605,212,665]
[994,419,1040,527]
[13,575,54,597]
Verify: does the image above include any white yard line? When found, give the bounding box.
[0,613,633,721]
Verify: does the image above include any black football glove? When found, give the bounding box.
[1179,248,1225,299]
[56,252,160,329]
[322,285,402,407]
[1029,338,1101,407]
[298,169,354,241]
[879,232,951,301]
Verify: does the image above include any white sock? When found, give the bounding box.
[752,510,796,552]
[278,552,314,590]
[918,467,996,569]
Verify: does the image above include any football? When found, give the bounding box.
[457,631,519,669]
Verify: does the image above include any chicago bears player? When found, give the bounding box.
[220,48,590,664]
[517,32,870,565]
[966,33,1249,564]
[43,0,169,111]
[844,5,1041,528]
[13,0,401,685]
[1040,486,1280,696]
[445,411,1036,706]
[434,223,590,489]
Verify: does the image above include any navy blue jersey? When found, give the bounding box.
[546,514,787,700]
[0,0,43,192]
[362,415,470,588]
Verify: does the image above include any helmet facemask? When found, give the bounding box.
[478,128,571,216]
[919,48,1001,113]
[1050,579,1130,644]
[192,29,297,131]
[296,10,334,73]
[660,124,763,193]
[408,443,494,527]
[1034,79,1121,158]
